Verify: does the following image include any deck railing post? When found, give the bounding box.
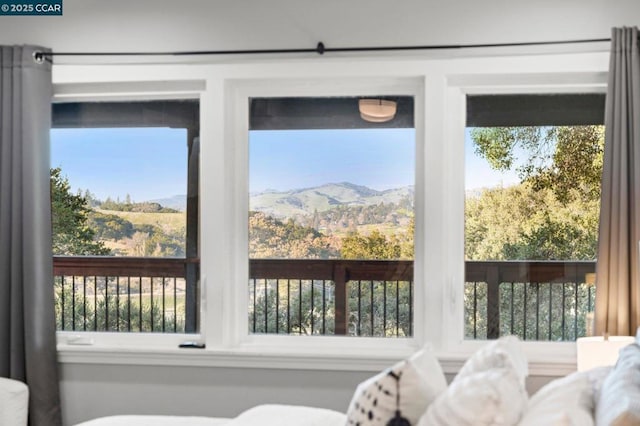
[334,263,349,335]
[486,264,500,339]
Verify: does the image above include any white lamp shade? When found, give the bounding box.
[576,335,636,371]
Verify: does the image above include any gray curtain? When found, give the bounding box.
[595,27,640,337]
[0,46,62,425]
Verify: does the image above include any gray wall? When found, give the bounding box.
[0,0,638,54]
[60,363,558,425]
[60,363,370,424]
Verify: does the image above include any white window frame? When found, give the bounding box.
[220,77,424,358]
[52,68,209,352]
[52,51,610,376]
[439,65,608,375]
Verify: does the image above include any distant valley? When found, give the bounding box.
[145,182,415,221]
[85,182,415,258]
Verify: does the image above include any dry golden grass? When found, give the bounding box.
[96,209,185,233]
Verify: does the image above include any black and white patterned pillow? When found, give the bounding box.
[346,346,446,426]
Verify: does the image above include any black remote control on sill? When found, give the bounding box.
[179,341,205,349]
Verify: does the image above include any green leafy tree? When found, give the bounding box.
[502,213,598,260]
[465,183,599,261]
[98,198,179,213]
[249,213,414,337]
[88,211,135,240]
[470,125,604,203]
[341,230,401,260]
[464,126,603,341]
[249,211,339,259]
[51,167,110,255]
[399,215,414,259]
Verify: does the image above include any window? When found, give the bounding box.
[52,52,610,372]
[51,100,200,334]
[247,96,416,337]
[464,94,605,341]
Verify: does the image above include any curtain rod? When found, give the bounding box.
[34,38,612,62]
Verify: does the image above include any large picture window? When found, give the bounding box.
[52,53,610,373]
[247,96,416,337]
[51,100,200,334]
[464,93,605,341]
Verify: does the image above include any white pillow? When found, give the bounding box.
[420,337,528,426]
[587,366,613,411]
[596,343,640,426]
[519,371,595,426]
[419,366,527,426]
[457,336,528,385]
[346,345,447,426]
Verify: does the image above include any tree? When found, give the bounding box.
[249,211,339,259]
[464,126,602,340]
[467,125,603,261]
[341,230,401,260]
[470,125,604,203]
[465,183,598,261]
[88,211,135,240]
[51,168,110,255]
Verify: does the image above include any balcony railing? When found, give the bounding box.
[249,259,413,337]
[54,257,596,341]
[54,256,198,333]
[465,261,596,341]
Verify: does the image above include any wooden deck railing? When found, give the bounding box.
[53,257,596,340]
[53,256,197,333]
[249,259,413,336]
[465,261,596,340]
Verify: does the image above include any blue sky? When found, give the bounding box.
[249,128,416,193]
[50,127,516,202]
[50,128,187,202]
[464,128,519,190]
[250,128,519,193]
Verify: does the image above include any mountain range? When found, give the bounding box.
[250,182,414,219]
[147,182,414,218]
[147,194,187,211]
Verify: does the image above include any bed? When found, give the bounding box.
[73,404,347,426]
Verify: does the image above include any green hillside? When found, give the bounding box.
[89,208,186,257]
[250,182,414,219]
[96,209,185,232]
[78,183,414,258]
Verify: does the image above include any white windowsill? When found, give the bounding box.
[57,343,414,372]
[56,340,577,377]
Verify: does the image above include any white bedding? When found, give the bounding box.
[74,404,346,426]
[228,404,346,426]
[74,415,229,426]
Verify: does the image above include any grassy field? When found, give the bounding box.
[96,209,185,231]
[98,208,407,240]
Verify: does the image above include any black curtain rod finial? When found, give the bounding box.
[32,51,45,63]
[316,42,325,55]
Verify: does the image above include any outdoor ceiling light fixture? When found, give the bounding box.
[359,98,397,123]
